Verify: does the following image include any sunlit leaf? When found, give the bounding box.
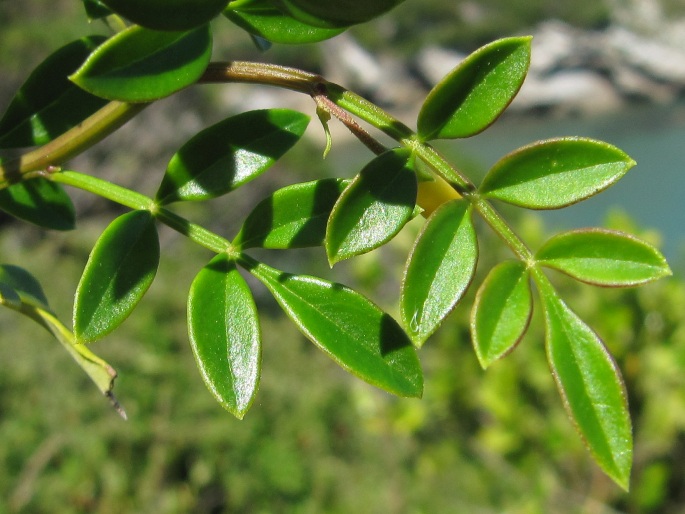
[326,149,416,265]
[279,0,405,28]
[188,255,260,419]
[74,210,159,343]
[233,178,348,250]
[156,109,309,204]
[225,0,345,44]
[470,261,532,368]
[101,0,228,31]
[0,179,75,231]
[417,37,531,141]
[0,37,108,148]
[480,138,635,209]
[0,264,124,417]
[536,229,671,287]
[536,273,632,490]
[70,25,212,102]
[248,260,423,398]
[401,200,477,346]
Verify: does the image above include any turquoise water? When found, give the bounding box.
[442,101,685,260]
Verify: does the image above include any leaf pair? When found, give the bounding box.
[188,255,423,419]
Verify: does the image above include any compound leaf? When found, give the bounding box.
[225,0,344,44]
[471,261,532,368]
[536,273,632,490]
[74,210,159,343]
[70,25,212,102]
[0,179,75,231]
[326,149,416,265]
[156,109,309,204]
[417,37,531,141]
[249,261,423,398]
[0,36,108,148]
[536,229,671,286]
[188,255,261,419]
[101,0,228,31]
[233,178,348,250]
[401,200,477,346]
[480,138,635,209]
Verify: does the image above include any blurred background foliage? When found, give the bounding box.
[1,1,685,513]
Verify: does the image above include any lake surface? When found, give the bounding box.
[440,101,685,261]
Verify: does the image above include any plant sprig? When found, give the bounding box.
[0,0,672,490]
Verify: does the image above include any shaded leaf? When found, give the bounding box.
[248,260,423,398]
[101,0,228,31]
[417,37,531,141]
[74,210,160,342]
[156,109,309,204]
[0,37,108,148]
[326,149,416,265]
[401,200,477,346]
[0,179,75,231]
[470,261,532,368]
[70,25,212,102]
[82,0,113,20]
[480,138,635,209]
[225,0,345,44]
[0,264,124,417]
[279,0,405,28]
[233,178,348,250]
[536,272,632,490]
[188,255,260,419]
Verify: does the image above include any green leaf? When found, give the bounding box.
[536,229,671,287]
[279,0,406,28]
[188,255,261,419]
[156,109,310,204]
[225,0,345,44]
[248,261,423,398]
[401,200,477,346]
[0,179,75,231]
[0,37,108,148]
[536,273,632,490]
[0,265,125,417]
[82,0,113,20]
[70,25,212,102]
[101,0,228,31]
[470,261,532,368]
[326,149,416,265]
[479,138,636,209]
[74,210,160,343]
[233,178,348,250]
[417,37,531,141]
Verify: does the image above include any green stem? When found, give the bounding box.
[49,170,234,256]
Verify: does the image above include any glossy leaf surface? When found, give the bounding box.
[401,200,477,346]
[417,37,531,141]
[250,262,423,398]
[0,179,75,231]
[536,229,671,287]
[156,109,309,204]
[471,261,532,368]
[326,149,416,265]
[233,178,348,250]
[74,210,159,343]
[280,0,405,28]
[70,25,212,102]
[0,265,124,417]
[537,274,632,490]
[101,0,228,31]
[480,138,635,209]
[0,37,108,148]
[225,0,344,44]
[188,255,260,419]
